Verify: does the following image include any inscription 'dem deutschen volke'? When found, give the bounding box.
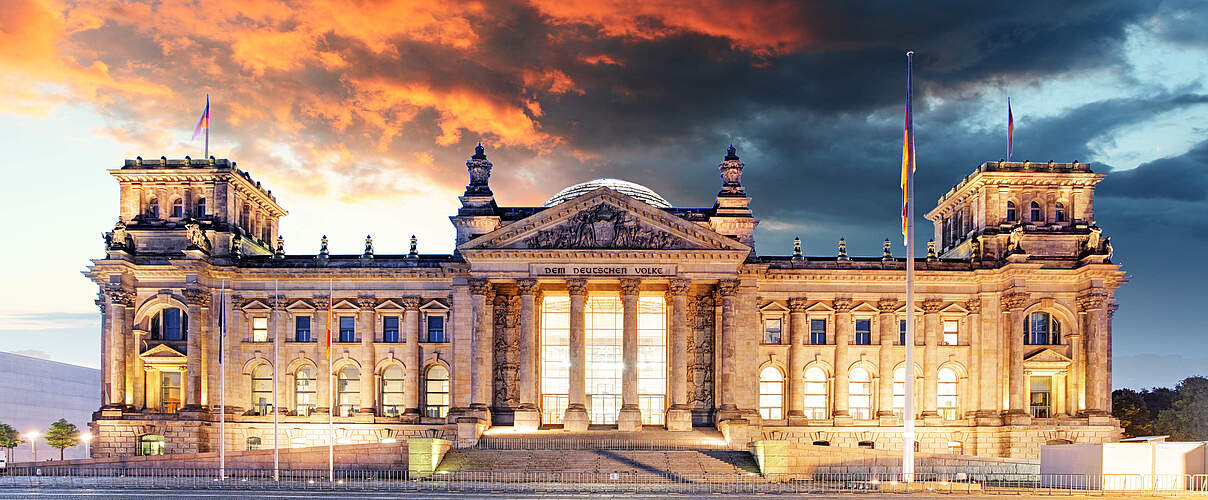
[529,263,677,277]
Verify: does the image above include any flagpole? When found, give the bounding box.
[273,279,280,481]
[903,50,917,483]
[1007,97,1013,162]
[219,279,226,481]
[328,278,334,482]
[204,94,210,159]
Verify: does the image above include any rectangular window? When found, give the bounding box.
[541,296,570,425]
[763,317,782,344]
[638,295,667,426]
[854,319,872,345]
[1029,376,1052,418]
[586,296,623,425]
[251,317,268,342]
[339,316,355,343]
[426,316,445,343]
[943,320,959,346]
[899,319,907,345]
[295,316,311,342]
[163,308,184,341]
[383,316,400,343]
[161,372,181,413]
[810,319,826,345]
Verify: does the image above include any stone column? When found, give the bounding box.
[715,280,740,421]
[877,299,899,419]
[183,288,210,410]
[468,279,493,422]
[103,288,134,409]
[1079,291,1110,415]
[921,298,943,418]
[832,298,853,421]
[787,297,808,425]
[402,296,422,422]
[314,299,331,415]
[357,295,377,416]
[564,279,589,431]
[618,278,642,431]
[1002,291,1030,420]
[513,279,540,431]
[666,279,692,431]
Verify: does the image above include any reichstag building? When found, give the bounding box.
[86,144,1124,459]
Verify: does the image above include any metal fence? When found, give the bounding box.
[473,435,729,450]
[2,467,1206,495]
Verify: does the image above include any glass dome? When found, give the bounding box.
[541,178,672,208]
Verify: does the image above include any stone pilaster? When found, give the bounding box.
[786,297,808,425]
[1002,290,1030,422]
[182,288,210,410]
[666,279,692,430]
[715,279,740,422]
[513,279,540,431]
[832,298,853,422]
[564,278,588,431]
[357,295,377,415]
[401,296,422,422]
[468,279,493,422]
[1079,291,1110,415]
[313,296,331,415]
[103,287,134,410]
[876,298,899,420]
[618,278,642,431]
[921,298,943,419]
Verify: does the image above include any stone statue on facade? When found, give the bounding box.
[1006,226,1024,254]
[105,220,132,251]
[185,221,211,253]
[524,203,683,249]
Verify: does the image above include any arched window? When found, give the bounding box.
[171,198,183,218]
[849,367,873,420]
[424,365,450,418]
[246,436,261,450]
[937,367,959,420]
[295,366,316,416]
[1026,312,1061,345]
[1054,202,1066,222]
[758,366,785,420]
[803,367,829,419]
[195,198,206,218]
[149,307,188,341]
[336,366,360,417]
[1030,201,1042,223]
[137,434,165,456]
[147,198,160,218]
[380,365,405,417]
[251,364,273,415]
[1005,201,1017,222]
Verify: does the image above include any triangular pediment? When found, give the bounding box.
[1024,348,1072,364]
[140,343,186,359]
[461,187,749,252]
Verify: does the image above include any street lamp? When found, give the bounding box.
[25,431,39,463]
[80,433,93,459]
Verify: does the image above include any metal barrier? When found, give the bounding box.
[473,436,729,450]
[3,467,1208,495]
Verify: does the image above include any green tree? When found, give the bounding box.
[1154,376,1208,440]
[0,422,21,463]
[43,419,79,461]
[1112,388,1152,437]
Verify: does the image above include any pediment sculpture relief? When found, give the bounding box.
[523,203,687,249]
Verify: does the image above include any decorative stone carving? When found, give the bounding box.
[318,235,329,259]
[1007,226,1024,254]
[355,295,376,309]
[831,297,853,313]
[231,233,243,260]
[185,222,211,253]
[792,237,803,261]
[965,298,982,314]
[363,235,374,259]
[104,286,135,307]
[837,238,850,261]
[926,240,937,262]
[1077,291,1109,311]
[716,279,739,297]
[182,288,211,308]
[492,293,521,409]
[882,239,893,261]
[668,279,691,296]
[619,278,641,296]
[273,235,285,258]
[523,203,684,250]
[878,298,902,313]
[1108,303,1119,318]
[408,234,418,258]
[468,278,492,296]
[400,296,421,310]
[970,235,982,260]
[717,144,746,197]
[565,278,587,296]
[104,220,132,251]
[687,294,715,410]
[921,298,944,314]
[516,279,538,295]
[788,297,808,313]
[1001,291,1030,311]
[464,142,493,196]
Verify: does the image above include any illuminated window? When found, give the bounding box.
[638,296,667,425]
[171,198,183,218]
[763,317,782,344]
[251,364,272,415]
[195,198,206,217]
[424,365,450,418]
[849,367,872,419]
[943,320,958,346]
[1030,201,1042,223]
[150,308,187,341]
[586,296,623,425]
[810,319,826,345]
[540,296,570,425]
[137,434,165,456]
[380,365,405,417]
[937,367,959,420]
[337,366,360,416]
[1026,312,1061,345]
[246,436,261,451]
[251,317,268,342]
[1054,202,1066,222]
[803,367,828,419]
[1006,201,1017,222]
[383,316,400,343]
[854,319,872,345]
[160,372,181,413]
[1029,376,1051,418]
[339,316,355,343]
[758,366,784,420]
[893,366,908,416]
[294,366,315,416]
[295,316,311,342]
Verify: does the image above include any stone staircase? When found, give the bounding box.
[436,449,759,481]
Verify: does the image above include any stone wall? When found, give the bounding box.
[758,440,1039,478]
[763,424,1120,460]
[11,441,408,470]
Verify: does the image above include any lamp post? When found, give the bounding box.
[80,433,92,459]
[25,431,39,463]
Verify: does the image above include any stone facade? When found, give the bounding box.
[84,148,1124,460]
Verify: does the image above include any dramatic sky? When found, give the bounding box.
[1,0,1205,389]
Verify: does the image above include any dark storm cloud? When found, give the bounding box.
[1101,140,1208,202]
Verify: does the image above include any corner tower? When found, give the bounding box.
[709,145,759,251]
[450,143,502,246]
